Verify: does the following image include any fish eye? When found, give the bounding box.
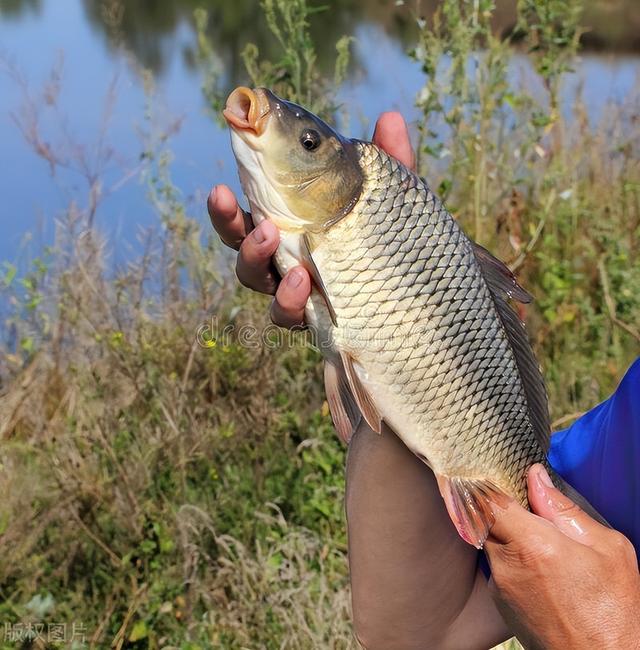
[300,129,321,151]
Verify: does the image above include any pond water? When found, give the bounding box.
[0,0,638,266]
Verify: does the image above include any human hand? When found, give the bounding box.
[207,111,416,328]
[485,463,640,650]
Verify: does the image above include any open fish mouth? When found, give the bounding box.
[223,86,271,135]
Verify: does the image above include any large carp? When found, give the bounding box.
[223,86,605,548]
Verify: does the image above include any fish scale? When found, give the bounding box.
[317,141,540,503]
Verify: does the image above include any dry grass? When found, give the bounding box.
[1,93,637,649]
[1,1,639,648]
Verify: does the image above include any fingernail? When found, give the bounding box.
[287,269,304,288]
[537,465,554,488]
[210,187,217,204]
[252,224,266,244]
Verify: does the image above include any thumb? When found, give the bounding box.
[372,112,416,170]
[527,464,607,546]
[483,492,561,577]
[485,490,554,547]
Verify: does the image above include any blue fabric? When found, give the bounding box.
[549,357,640,558]
[479,358,640,578]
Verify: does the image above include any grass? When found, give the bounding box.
[0,0,639,648]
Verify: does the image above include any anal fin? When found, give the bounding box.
[435,474,509,549]
[324,360,362,444]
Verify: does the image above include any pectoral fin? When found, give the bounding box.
[324,360,361,443]
[301,233,337,326]
[435,474,510,549]
[340,351,382,434]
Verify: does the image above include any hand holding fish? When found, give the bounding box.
[486,463,640,649]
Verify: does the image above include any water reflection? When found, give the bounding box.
[0,0,638,267]
[3,0,640,79]
[0,0,42,18]
[78,0,403,79]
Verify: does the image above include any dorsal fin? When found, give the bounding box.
[472,242,550,452]
[471,242,532,304]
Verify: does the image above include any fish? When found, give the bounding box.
[223,86,606,548]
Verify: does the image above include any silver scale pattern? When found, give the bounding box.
[319,142,545,502]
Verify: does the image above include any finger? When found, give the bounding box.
[483,497,563,581]
[270,267,311,328]
[208,184,253,250]
[526,464,608,546]
[485,493,554,548]
[236,220,280,294]
[372,112,416,171]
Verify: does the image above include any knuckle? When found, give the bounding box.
[270,300,304,329]
[502,538,556,568]
[554,497,582,518]
[532,540,558,564]
[608,531,636,562]
[276,291,300,314]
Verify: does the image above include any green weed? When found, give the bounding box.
[0,1,638,648]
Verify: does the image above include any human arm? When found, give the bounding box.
[346,420,508,650]
[548,358,640,560]
[208,112,510,649]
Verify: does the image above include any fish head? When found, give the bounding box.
[223,87,362,233]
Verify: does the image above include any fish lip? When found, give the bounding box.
[223,86,271,136]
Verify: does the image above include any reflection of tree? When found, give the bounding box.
[0,0,42,18]
[4,0,637,81]
[78,0,418,80]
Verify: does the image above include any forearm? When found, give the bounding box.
[345,421,509,649]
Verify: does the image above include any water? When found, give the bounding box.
[0,1,638,266]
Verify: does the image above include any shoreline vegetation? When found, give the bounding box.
[1,1,639,648]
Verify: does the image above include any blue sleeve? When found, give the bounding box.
[549,357,640,558]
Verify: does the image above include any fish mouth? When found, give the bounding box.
[223,86,271,136]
